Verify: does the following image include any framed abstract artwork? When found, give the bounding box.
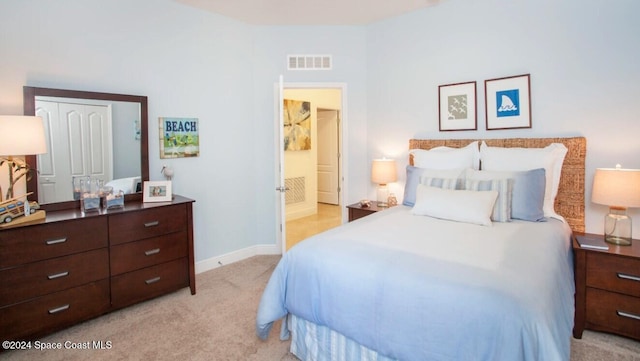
[438,81,477,131]
[484,74,532,130]
[283,99,311,151]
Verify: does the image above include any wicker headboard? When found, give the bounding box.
[408,137,586,232]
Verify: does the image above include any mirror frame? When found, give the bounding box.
[23,86,149,211]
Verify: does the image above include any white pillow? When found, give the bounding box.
[410,141,480,170]
[480,142,567,221]
[411,185,498,226]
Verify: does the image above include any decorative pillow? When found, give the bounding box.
[479,142,567,220]
[402,166,466,206]
[410,141,480,170]
[466,168,546,222]
[411,185,498,226]
[465,178,512,222]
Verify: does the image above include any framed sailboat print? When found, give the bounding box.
[484,74,531,130]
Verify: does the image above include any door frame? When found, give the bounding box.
[275,82,349,254]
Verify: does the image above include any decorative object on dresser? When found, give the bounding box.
[484,74,532,130]
[143,181,172,203]
[591,165,640,245]
[0,194,195,343]
[371,158,397,207]
[438,80,477,131]
[573,232,640,341]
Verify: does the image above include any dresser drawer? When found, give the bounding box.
[0,248,109,307]
[0,279,110,341]
[0,217,108,268]
[586,252,640,297]
[110,231,188,276]
[586,287,640,340]
[109,204,187,245]
[111,258,188,308]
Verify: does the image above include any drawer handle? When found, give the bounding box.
[617,310,640,321]
[144,248,160,256]
[144,221,159,227]
[47,271,69,280]
[145,276,161,285]
[45,237,67,245]
[48,304,70,314]
[617,273,640,282]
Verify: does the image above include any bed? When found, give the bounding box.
[257,137,586,361]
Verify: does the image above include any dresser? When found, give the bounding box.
[573,232,640,341]
[0,195,195,342]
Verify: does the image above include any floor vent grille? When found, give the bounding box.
[287,55,332,70]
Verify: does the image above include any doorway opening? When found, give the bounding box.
[281,86,345,250]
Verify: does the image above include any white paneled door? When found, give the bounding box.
[317,109,339,205]
[36,99,113,204]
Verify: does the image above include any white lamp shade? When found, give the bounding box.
[592,167,640,208]
[0,116,47,156]
[371,158,397,184]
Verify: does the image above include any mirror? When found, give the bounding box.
[23,86,149,211]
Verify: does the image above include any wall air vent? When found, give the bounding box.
[287,54,332,71]
[285,177,306,204]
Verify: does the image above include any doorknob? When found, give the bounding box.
[275,186,290,192]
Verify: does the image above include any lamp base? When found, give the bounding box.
[604,235,632,246]
[604,207,632,246]
[376,184,389,208]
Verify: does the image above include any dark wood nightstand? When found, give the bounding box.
[346,202,393,222]
[573,232,640,341]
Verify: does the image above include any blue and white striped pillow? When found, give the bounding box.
[465,179,513,222]
[421,177,459,190]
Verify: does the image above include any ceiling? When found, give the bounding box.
[174,0,443,25]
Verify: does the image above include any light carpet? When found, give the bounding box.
[3,255,639,361]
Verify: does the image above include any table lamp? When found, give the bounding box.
[0,115,47,202]
[591,165,640,245]
[371,158,397,207]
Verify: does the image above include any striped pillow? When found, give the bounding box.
[465,179,513,222]
[421,177,459,190]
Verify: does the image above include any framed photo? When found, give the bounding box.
[143,181,172,203]
[438,81,477,131]
[484,74,531,130]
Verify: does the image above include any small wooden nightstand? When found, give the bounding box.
[573,232,640,341]
[346,202,392,222]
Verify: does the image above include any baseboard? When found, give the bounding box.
[195,244,281,274]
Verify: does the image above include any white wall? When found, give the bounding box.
[366,0,640,234]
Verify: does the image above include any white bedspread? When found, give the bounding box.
[257,206,575,361]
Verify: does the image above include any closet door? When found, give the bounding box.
[35,100,112,203]
[62,103,112,184]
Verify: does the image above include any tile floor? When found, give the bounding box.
[286,203,342,250]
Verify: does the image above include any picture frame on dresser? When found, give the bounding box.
[485,73,532,130]
[438,81,477,131]
[143,181,172,203]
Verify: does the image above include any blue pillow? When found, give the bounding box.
[402,166,423,207]
[511,168,546,222]
[402,166,465,206]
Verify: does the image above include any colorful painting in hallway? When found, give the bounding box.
[283,99,311,151]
